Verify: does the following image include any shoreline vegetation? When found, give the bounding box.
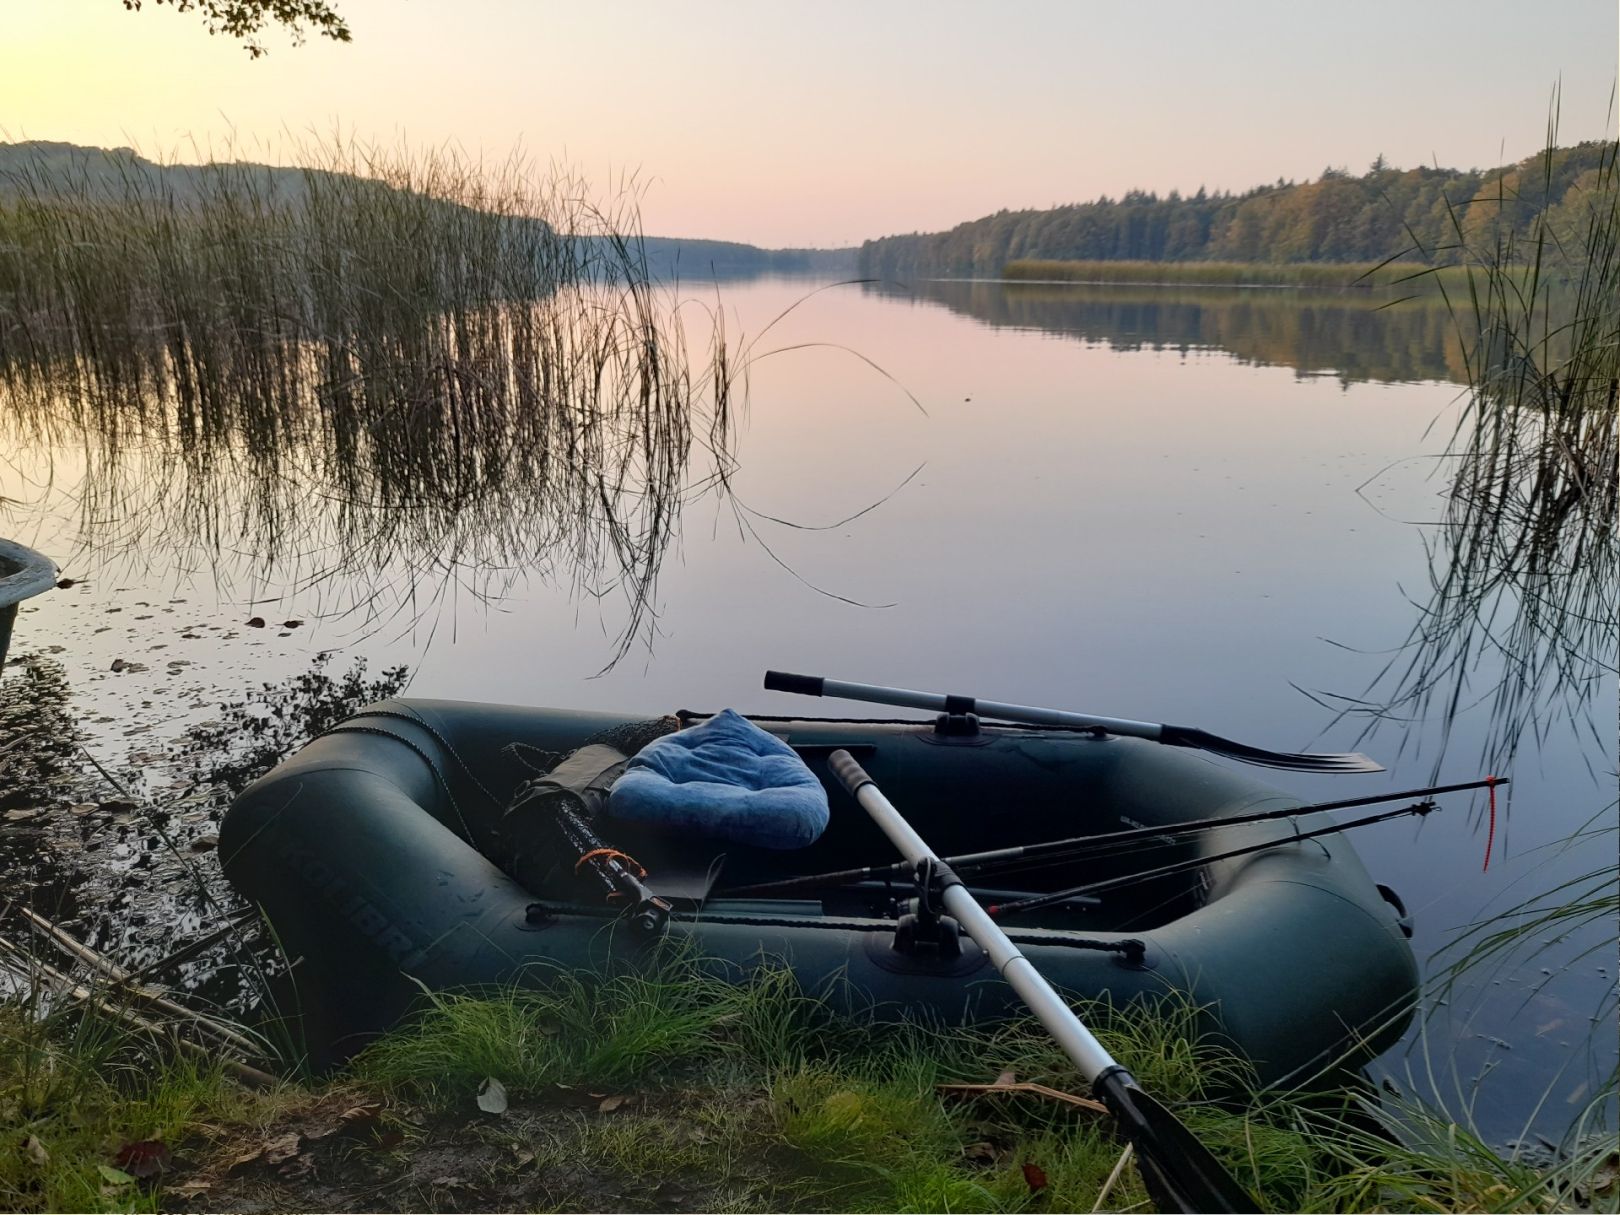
[3,945,1605,1214]
[0,141,860,282]
[999,258,1476,290]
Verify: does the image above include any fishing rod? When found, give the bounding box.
[826,749,1257,1214]
[765,669,1382,772]
[541,796,672,936]
[720,776,1505,899]
[987,793,1466,918]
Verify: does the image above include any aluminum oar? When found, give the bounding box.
[826,749,1258,1214]
[766,670,1383,772]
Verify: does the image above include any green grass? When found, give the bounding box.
[4,947,1610,1211]
[348,952,1605,1212]
[0,1002,276,1213]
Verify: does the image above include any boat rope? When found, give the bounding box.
[527,901,1145,957]
[987,797,1445,918]
[341,706,507,808]
[318,722,477,842]
[680,910,1145,958]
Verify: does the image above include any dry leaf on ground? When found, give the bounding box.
[477,1077,509,1115]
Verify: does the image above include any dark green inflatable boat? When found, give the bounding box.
[221,699,1419,1082]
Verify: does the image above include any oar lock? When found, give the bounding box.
[891,856,967,958]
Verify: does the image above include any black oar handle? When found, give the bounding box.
[764,670,825,696]
[827,748,874,794]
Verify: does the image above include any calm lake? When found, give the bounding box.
[5,275,1614,1145]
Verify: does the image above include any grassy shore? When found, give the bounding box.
[2,951,1601,1214]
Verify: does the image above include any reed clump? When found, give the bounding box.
[1331,122,1618,771]
[0,139,734,662]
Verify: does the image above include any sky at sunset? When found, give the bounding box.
[2,0,1615,247]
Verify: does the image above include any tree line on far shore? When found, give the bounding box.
[858,142,1610,278]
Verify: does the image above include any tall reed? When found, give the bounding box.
[0,138,734,664]
[1325,117,1617,772]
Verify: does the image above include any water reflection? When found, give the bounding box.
[866,278,1469,385]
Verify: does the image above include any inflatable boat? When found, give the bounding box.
[220,696,1420,1082]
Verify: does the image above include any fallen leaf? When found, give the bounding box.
[97,1164,135,1188]
[962,1141,998,1165]
[511,1146,536,1168]
[373,1128,405,1150]
[3,808,42,822]
[188,834,219,852]
[598,1095,627,1114]
[263,1133,302,1166]
[339,1101,382,1126]
[1022,1161,1049,1193]
[55,578,77,589]
[994,1069,1017,1086]
[477,1076,509,1115]
[246,617,266,628]
[24,1136,48,1167]
[277,1153,316,1180]
[168,1179,213,1197]
[114,1140,172,1179]
[283,619,304,628]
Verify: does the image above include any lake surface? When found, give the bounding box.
[4,275,1614,1146]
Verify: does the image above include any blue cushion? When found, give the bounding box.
[607,709,829,850]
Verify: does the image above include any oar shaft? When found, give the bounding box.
[830,750,1117,1083]
[768,671,1164,741]
[764,669,1383,772]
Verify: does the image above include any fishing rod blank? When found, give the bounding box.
[720,776,1505,899]
[988,796,1451,918]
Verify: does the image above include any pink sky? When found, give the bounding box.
[2,0,1614,247]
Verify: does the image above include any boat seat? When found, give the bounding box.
[607,708,830,850]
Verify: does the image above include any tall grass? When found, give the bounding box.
[0,138,736,663]
[1320,118,1617,774]
[1310,105,1619,1199]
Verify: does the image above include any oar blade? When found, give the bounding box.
[1096,1071,1258,1213]
[1161,725,1384,773]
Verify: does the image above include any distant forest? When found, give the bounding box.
[0,142,856,280]
[859,142,1612,279]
